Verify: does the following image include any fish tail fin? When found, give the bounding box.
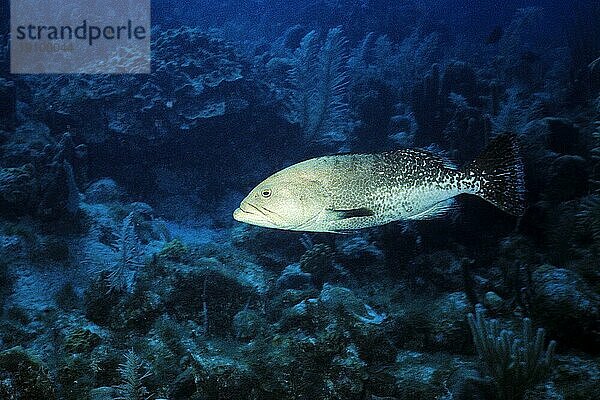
[465,133,526,216]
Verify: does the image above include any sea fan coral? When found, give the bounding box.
[287,27,353,144]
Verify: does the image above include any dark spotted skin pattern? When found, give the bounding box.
[292,149,480,232]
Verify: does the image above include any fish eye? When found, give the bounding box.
[261,188,272,198]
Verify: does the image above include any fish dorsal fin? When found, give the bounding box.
[406,198,457,220]
[387,148,457,170]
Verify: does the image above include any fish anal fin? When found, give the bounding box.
[406,199,457,220]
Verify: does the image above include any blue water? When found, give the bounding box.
[0,1,599,399]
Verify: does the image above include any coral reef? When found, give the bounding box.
[64,328,101,354]
[299,242,335,286]
[0,346,56,399]
[1,2,599,399]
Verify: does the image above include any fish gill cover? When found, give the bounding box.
[0,0,599,399]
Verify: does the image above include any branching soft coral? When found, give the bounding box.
[576,194,600,246]
[590,121,600,189]
[107,212,145,292]
[348,30,442,99]
[287,27,353,144]
[115,350,152,400]
[580,121,600,246]
[468,309,556,400]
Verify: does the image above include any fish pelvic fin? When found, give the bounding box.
[465,133,526,216]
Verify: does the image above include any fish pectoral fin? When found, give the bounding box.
[406,198,458,220]
[327,207,375,220]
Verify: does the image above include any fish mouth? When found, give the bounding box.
[233,202,278,228]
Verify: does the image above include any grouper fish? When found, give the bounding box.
[233,134,525,233]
